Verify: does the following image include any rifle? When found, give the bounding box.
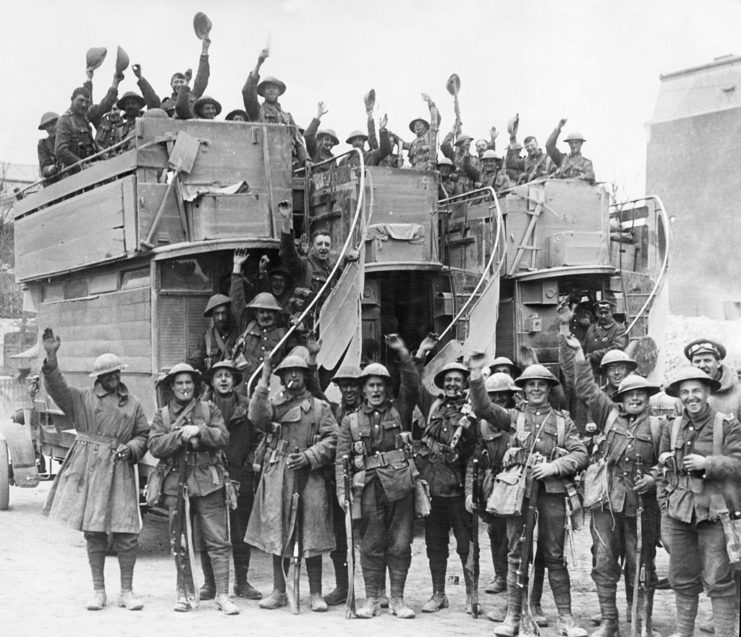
[631,455,648,637]
[468,458,481,618]
[173,449,198,609]
[518,477,541,637]
[343,455,356,618]
[284,447,303,614]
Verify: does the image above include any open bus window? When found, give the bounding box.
[120,268,150,290]
[159,256,212,292]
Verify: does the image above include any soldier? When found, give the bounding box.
[441,131,475,192]
[160,36,211,116]
[55,71,123,172]
[414,360,476,613]
[192,96,222,120]
[656,366,741,637]
[148,363,238,615]
[37,111,59,183]
[468,360,588,637]
[41,329,149,611]
[506,134,556,184]
[490,356,521,378]
[188,294,238,374]
[303,102,336,165]
[335,334,420,619]
[225,109,249,122]
[437,157,460,198]
[323,365,364,606]
[584,300,627,376]
[199,360,262,601]
[340,115,392,168]
[405,93,441,170]
[245,355,339,612]
[563,332,664,637]
[241,47,308,164]
[463,150,513,194]
[96,92,146,151]
[683,339,741,419]
[464,372,520,617]
[546,119,595,183]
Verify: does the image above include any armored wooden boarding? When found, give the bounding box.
[14,118,294,422]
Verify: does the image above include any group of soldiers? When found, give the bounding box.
[41,266,741,636]
[36,17,595,195]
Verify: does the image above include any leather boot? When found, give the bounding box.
[86,589,107,611]
[258,590,288,610]
[216,594,240,615]
[324,557,348,606]
[672,591,698,637]
[494,573,522,636]
[532,604,549,627]
[356,568,382,619]
[310,592,328,612]
[557,614,588,637]
[199,553,216,600]
[234,582,262,600]
[119,590,143,611]
[388,568,416,619]
[710,596,740,637]
[422,591,449,613]
[591,619,619,637]
[487,575,507,594]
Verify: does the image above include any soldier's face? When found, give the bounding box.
[312,234,331,262]
[256,308,276,328]
[605,363,631,388]
[475,140,488,155]
[213,305,230,330]
[282,369,306,392]
[568,140,583,154]
[172,373,195,402]
[364,377,387,406]
[171,75,187,92]
[263,84,281,102]
[439,165,453,177]
[71,95,91,115]
[230,113,247,122]
[200,103,218,120]
[524,138,539,157]
[678,380,711,417]
[213,369,235,395]
[43,122,57,137]
[489,391,512,407]
[483,159,498,172]
[620,389,648,415]
[491,365,512,377]
[596,307,612,325]
[349,137,365,150]
[443,371,467,398]
[318,135,336,153]
[98,371,121,393]
[523,379,550,408]
[691,354,721,381]
[338,382,361,406]
[413,121,427,135]
[270,274,288,297]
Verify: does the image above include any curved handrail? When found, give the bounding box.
[246,148,366,393]
[609,195,672,335]
[436,187,505,342]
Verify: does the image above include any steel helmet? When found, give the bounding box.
[208,359,243,387]
[225,109,249,121]
[599,350,638,371]
[433,362,470,389]
[257,76,287,97]
[115,46,130,75]
[436,157,454,168]
[454,134,474,146]
[274,355,309,375]
[481,150,501,161]
[89,353,126,378]
[485,372,519,394]
[143,108,168,119]
[409,117,430,133]
[684,339,726,361]
[193,11,213,40]
[345,130,368,144]
[360,362,392,381]
[160,362,202,387]
[489,356,521,377]
[331,365,363,384]
[203,294,231,317]
[514,364,560,388]
[116,91,146,111]
[613,374,660,401]
[193,95,222,118]
[317,129,340,146]
[564,131,586,143]
[246,292,283,312]
[38,112,59,130]
[85,47,107,71]
[664,366,721,397]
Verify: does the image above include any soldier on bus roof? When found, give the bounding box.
[404,93,441,170]
[546,119,595,183]
[160,34,211,116]
[37,111,59,184]
[338,92,392,169]
[506,115,557,184]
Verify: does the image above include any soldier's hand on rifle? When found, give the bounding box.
[287,450,309,470]
[43,328,61,357]
[277,199,293,233]
[531,461,557,480]
[338,495,349,513]
[682,453,707,473]
[633,473,655,494]
[180,424,200,443]
[465,494,474,514]
[115,443,132,462]
[316,101,329,120]
[233,247,250,272]
[132,64,142,80]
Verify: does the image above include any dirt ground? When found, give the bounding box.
[0,478,716,637]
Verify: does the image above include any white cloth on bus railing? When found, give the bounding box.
[366,223,425,246]
[179,180,249,202]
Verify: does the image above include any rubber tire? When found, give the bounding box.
[0,438,10,511]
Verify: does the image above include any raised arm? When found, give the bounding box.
[546,118,567,166]
[386,334,419,429]
[132,65,162,109]
[41,328,82,420]
[242,48,268,121]
[88,72,123,128]
[192,38,211,98]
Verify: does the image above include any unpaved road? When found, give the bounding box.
[0,480,708,637]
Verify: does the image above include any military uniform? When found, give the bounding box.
[188,325,238,374]
[148,399,231,605]
[280,229,335,295]
[584,320,627,370]
[161,54,210,116]
[506,147,556,184]
[462,156,513,193]
[545,127,595,183]
[335,354,420,614]
[37,136,57,183]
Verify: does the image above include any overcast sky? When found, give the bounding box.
[2,0,740,196]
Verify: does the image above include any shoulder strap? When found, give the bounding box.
[205,329,213,357]
[348,412,361,442]
[670,416,683,450]
[556,413,565,447]
[648,416,662,454]
[713,412,725,456]
[426,397,445,428]
[603,410,619,438]
[516,410,527,436]
[161,406,171,428]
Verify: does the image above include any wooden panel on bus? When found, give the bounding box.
[15,177,135,281]
[190,193,274,241]
[38,286,151,375]
[157,294,210,369]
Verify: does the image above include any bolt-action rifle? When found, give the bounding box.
[343,455,356,618]
[517,476,541,637]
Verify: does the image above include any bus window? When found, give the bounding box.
[159,256,212,292]
[120,268,151,290]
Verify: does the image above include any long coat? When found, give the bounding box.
[245,385,338,558]
[42,360,149,533]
